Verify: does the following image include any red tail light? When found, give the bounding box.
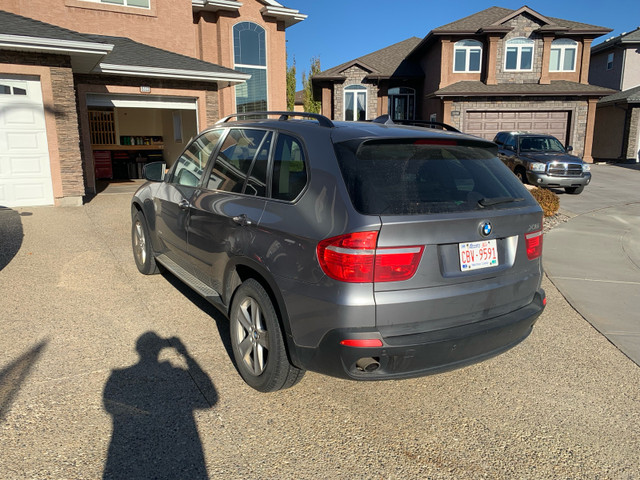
[525,229,543,260]
[340,339,383,347]
[317,231,424,283]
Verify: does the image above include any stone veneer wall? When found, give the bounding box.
[622,106,640,160]
[332,65,378,121]
[449,97,590,158]
[495,13,544,84]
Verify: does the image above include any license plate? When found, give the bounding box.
[459,239,498,271]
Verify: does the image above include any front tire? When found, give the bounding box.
[132,210,160,275]
[230,279,304,392]
[565,186,584,194]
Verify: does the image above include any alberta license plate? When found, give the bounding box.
[459,239,498,271]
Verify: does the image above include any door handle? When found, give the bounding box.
[232,214,252,226]
[178,199,190,210]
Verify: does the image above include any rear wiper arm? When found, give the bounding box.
[478,197,524,207]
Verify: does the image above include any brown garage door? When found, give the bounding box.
[464,111,569,144]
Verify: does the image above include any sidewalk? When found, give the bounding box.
[543,164,640,365]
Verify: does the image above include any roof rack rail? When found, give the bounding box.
[372,115,460,133]
[217,111,335,128]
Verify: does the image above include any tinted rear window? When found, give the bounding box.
[335,139,529,215]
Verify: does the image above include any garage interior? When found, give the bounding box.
[86,95,198,187]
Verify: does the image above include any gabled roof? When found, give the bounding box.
[432,80,616,98]
[592,27,640,54]
[432,5,610,34]
[0,10,248,84]
[313,37,423,83]
[598,85,640,106]
[411,5,611,56]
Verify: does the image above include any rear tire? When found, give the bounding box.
[230,279,304,392]
[565,186,584,194]
[132,210,160,275]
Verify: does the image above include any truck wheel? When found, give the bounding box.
[514,168,528,184]
[565,186,584,194]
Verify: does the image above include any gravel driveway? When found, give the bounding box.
[1,192,639,479]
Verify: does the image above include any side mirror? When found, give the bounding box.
[143,161,166,182]
[504,145,515,152]
[566,146,573,152]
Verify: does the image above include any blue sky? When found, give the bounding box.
[283,0,640,89]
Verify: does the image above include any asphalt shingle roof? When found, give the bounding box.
[592,27,640,54]
[0,10,243,78]
[432,6,610,33]
[433,80,616,97]
[599,85,640,105]
[85,34,242,76]
[314,37,423,80]
[0,9,104,44]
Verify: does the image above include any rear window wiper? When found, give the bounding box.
[478,196,524,207]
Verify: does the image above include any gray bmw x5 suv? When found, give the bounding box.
[131,112,546,392]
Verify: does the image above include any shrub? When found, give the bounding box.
[528,187,560,217]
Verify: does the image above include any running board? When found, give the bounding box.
[155,254,224,307]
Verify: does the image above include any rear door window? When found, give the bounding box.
[335,139,528,215]
[271,134,307,201]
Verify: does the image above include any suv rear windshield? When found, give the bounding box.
[335,139,528,215]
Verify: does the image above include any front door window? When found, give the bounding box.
[344,85,367,121]
[388,87,415,121]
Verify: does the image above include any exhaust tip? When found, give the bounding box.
[356,357,380,373]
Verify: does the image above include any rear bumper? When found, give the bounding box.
[526,171,591,188]
[295,289,545,380]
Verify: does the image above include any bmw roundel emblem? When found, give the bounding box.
[480,221,492,237]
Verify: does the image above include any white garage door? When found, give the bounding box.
[0,76,54,207]
[464,111,569,144]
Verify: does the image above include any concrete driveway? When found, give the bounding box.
[1,188,640,478]
[544,163,640,366]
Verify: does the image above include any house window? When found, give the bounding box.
[550,39,577,72]
[453,40,482,72]
[607,53,614,70]
[344,85,367,121]
[505,38,534,71]
[79,0,150,8]
[234,22,268,113]
[388,87,415,121]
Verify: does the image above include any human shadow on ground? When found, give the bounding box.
[0,340,48,422]
[102,332,217,480]
[0,208,27,271]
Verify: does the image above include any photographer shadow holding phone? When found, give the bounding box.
[103,332,217,479]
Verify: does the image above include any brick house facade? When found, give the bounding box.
[0,1,306,207]
[313,6,613,162]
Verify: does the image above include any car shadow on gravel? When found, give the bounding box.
[161,270,235,364]
[0,208,27,271]
[102,332,218,480]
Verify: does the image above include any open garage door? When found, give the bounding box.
[0,76,54,207]
[464,111,569,144]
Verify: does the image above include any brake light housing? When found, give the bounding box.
[525,229,543,260]
[317,231,424,283]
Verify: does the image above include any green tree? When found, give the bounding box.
[302,56,321,114]
[286,55,296,111]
